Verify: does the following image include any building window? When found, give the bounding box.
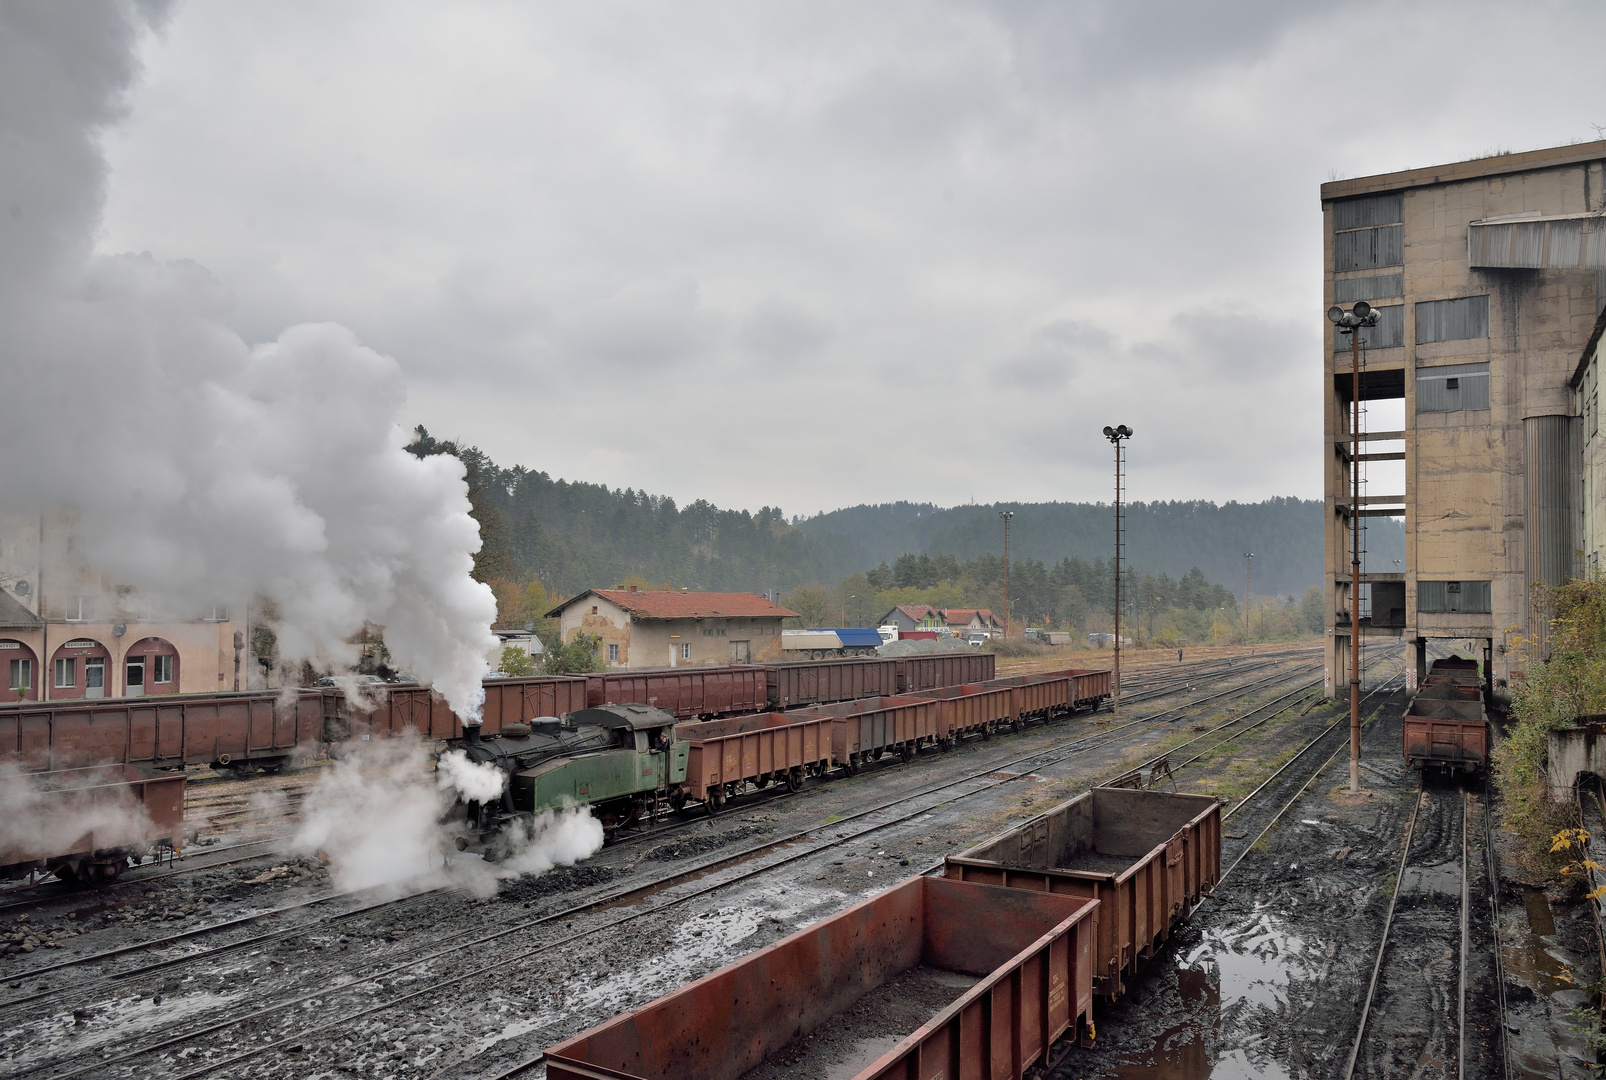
[9,658,31,691]
[1333,193,1403,231]
[1334,304,1404,350]
[153,655,173,683]
[1418,580,1492,613]
[54,657,75,688]
[1334,273,1403,304]
[590,606,598,615]
[681,643,691,660]
[1334,226,1404,272]
[1417,363,1490,412]
[202,605,230,623]
[1416,296,1489,344]
[607,643,619,663]
[1592,390,1599,438]
[63,596,85,622]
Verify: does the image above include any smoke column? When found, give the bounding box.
[0,4,498,718]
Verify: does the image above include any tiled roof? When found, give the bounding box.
[892,604,937,620]
[0,591,42,629]
[547,589,798,620]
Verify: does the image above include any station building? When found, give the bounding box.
[0,511,245,703]
[545,587,797,669]
[1322,141,1606,700]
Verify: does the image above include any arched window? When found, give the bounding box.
[124,637,181,697]
[0,640,39,703]
[51,638,110,700]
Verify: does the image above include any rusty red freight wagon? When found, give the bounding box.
[944,786,1221,997]
[0,691,325,774]
[674,710,833,811]
[331,676,590,742]
[790,694,945,772]
[1403,685,1488,774]
[544,875,1098,1080]
[896,652,995,693]
[764,657,901,709]
[586,666,769,720]
[0,764,186,884]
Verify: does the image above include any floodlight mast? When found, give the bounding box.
[1102,424,1132,715]
[1327,301,1379,795]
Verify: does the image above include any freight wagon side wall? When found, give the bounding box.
[545,877,1096,1080]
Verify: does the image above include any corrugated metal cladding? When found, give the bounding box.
[1333,304,1404,351]
[1525,414,1580,592]
[1416,295,1489,344]
[1335,274,1404,303]
[1417,580,1492,613]
[1417,363,1490,412]
[1334,226,1404,272]
[1468,214,1606,269]
[1334,193,1403,230]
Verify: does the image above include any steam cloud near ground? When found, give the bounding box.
[0,5,498,720]
[290,737,604,893]
[0,764,157,868]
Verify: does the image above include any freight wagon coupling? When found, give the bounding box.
[544,875,1098,1080]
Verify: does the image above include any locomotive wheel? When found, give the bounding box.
[785,768,803,793]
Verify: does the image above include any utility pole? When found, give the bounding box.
[999,511,1014,639]
[1244,552,1254,638]
[1328,301,1379,795]
[1102,425,1132,715]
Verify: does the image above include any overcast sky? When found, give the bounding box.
[93,0,1606,517]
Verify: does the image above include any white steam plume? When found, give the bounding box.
[0,4,497,720]
[290,736,603,894]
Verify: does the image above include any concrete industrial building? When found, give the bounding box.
[1322,141,1606,700]
[546,587,797,669]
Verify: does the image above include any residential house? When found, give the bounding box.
[545,587,798,669]
[876,604,945,634]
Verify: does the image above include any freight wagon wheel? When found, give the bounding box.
[872,747,884,761]
[898,743,913,764]
[981,722,993,741]
[754,774,771,789]
[939,737,951,753]
[785,768,803,793]
[707,789,725,815]
[669,788,687,813]
[844,753,860,776]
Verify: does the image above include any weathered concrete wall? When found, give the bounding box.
[1548,725,1606,800]
[1324,148,1606,701]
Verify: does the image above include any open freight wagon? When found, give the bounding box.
[944,786,1220,997]
[0,764,186,883]
[1403,658,1489,774]
[544,875,1098,1080]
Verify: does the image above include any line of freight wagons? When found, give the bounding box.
[544,786,1221,1080]
[0,654,999,775]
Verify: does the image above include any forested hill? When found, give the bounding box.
[801,500,1403,600]
[407,427,1399,602]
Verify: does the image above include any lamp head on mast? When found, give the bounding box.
[1102,424,1132,443]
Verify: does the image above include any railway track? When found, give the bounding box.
[3,652,1334,1079]
[1343,779,1475,1080]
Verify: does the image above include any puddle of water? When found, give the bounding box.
[1501,887,1596,1080]
[1106,904,1302,1079]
